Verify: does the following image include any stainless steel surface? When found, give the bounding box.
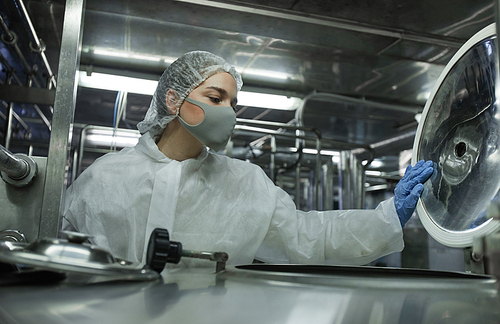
[181,250,229,272]
[0,153,37,187]
[0,156,46,243]
[0,0,495,157]
[0,236,159,280]
[339,151,365,209]
[0,229,26,243]
[0,265,498,324]
[39,0,85,240]
[414,24,500,248]
[1,0,496,220]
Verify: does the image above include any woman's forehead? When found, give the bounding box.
[198,73,237,93]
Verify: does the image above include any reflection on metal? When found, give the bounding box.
[339,151,365,209]
[298,92,422,115]
[0,265,498,324]
[0,230,26,243]
[414,24,500,247]
[3,74,14,150]
[77,125,141,176]
[40,0,86,239]
[270,135,276,182]
[321,159,336,210]
[0,156,47,243]
[0,234,159,280]
[296,92,420,153]
[175,0,464,48]
[234,119,323,209]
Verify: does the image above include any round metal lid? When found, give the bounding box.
[0,232,159,281]
[413,23,500,247]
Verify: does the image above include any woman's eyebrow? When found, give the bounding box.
[207,86,238,107]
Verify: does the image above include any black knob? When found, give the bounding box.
[146,228,183,273]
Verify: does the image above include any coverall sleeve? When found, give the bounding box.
[255,186,404,266]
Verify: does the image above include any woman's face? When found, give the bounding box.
[178,72,238,126]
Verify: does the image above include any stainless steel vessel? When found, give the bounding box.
[0,265,498,324]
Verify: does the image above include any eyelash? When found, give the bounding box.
[209,96,237,111]
[209,97,221,104]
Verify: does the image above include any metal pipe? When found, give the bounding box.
[295,130,301,210]
[315,138,321,210]
[16,0,57,89]
[298,92,422,116]
[496,0,500,99]
[3,74,13,149]
[77,125,88,177]
[0,144,28,179]
[270,135,276,182]
[0,15,41,88]
[33,104,52,131]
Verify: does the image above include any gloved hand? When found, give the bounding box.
[394,160,434,228]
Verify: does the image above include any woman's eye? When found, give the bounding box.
[209,97,221,104]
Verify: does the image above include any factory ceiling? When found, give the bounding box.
[0,0,496,171]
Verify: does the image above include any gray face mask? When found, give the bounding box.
[177,97,236,152]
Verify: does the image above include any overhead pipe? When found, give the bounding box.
[16,0,57,89]
[176,0,465,48]
[0,15,41,88]
[296,91,419,160]
[234,124,323,209]
[297,92,423,116]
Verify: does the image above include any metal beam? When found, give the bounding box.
[0,85,56,106]
[39,0,86,239]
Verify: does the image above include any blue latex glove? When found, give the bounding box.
[394,160,434,228]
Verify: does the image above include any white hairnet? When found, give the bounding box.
[137,51,243,137]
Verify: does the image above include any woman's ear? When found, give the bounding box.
[165,89,180,114]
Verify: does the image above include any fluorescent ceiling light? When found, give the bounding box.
[237,92,301,110]
[85,129,141,147]
[78,71,158,95]
[302,148,340,157]
[240,68,290,80]
[93,49,175,63]
[78,72,302,110]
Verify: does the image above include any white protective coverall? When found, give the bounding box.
[62,132,404,267]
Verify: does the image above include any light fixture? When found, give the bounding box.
[237,92,301,110]
[240,68,290,80]
[85,129,141,147]
[93,49,175,63]
[78,72,302,110]
[78,71,158,95]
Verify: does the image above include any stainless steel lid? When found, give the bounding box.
[413,23,500,247]
[0,231,159,281]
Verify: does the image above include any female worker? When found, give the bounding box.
[62,51,433,267]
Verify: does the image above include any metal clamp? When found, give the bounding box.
[0,30,17,45]
[0,154,38,187]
